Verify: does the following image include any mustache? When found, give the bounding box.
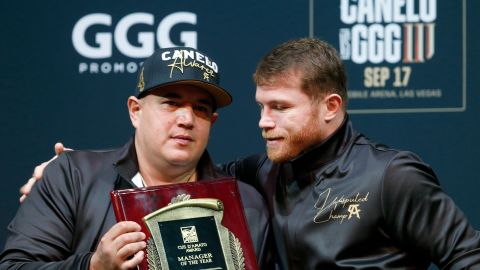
[262,131,283,139]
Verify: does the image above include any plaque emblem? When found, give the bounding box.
[181,226,199,243]
[143,194,245,270]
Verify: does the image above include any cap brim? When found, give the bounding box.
[146,80,233,108]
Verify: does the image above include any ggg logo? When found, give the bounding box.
[72,12,198,59]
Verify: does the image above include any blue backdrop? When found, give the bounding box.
[1,1,478,268]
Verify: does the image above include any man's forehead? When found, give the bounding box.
[255,81,310,104]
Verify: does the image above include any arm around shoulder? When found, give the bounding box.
[219,154,268,187]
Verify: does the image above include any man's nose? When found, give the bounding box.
[259,110,275,129]
[176,106,194,128]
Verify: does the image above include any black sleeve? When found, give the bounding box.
[381,152,480,269]
[218,154,267,187]
[236,181,273,269]
[220,154,275,268]
[0,154,92,270]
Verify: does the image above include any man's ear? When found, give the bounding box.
[210,112,219,125]
[323,94,343,121]
[127,96,141,128]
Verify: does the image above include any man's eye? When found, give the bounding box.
[164,101,180,106]
[194,105,211,114]
[273,104,287,110]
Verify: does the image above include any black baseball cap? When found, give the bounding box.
[135,47,232,108]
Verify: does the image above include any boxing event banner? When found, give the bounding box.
[311,0,466,113]
[71,9,200,76]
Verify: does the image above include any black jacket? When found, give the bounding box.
[222,117,480,269]
[0,139,271,269]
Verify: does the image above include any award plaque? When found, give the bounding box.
[110,178,258,270]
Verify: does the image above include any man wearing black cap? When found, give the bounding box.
[0,48,270,269]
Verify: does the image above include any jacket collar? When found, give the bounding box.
[114,137,138,183]
[284,115,355,180]
[113,136,224,189]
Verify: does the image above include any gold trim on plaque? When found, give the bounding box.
[142,194,245,270]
